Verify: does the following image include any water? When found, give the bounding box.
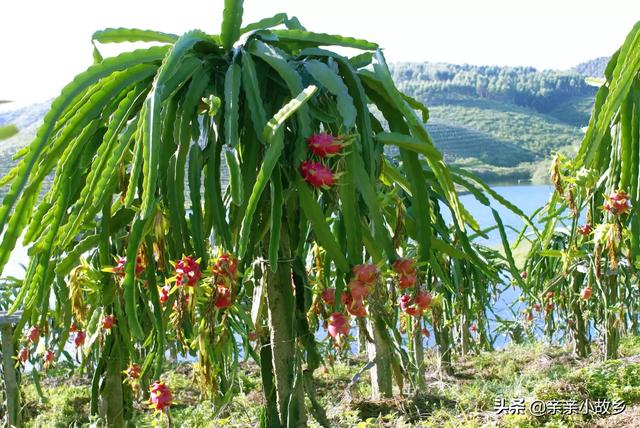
[452,183,555,245]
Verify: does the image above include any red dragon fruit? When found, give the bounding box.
[414,291,432,310]
[299,160,336,188]
[160,284,171,305]
[392,258,416,276]
[127,364,141,380]
[399,294,421,317]
[307,133,344,157]
[348,280,369,300]
[214,285,232,309]
[604,190,631,215]
[18,347,29,363]
[342,293,367,317]
[74,331,86,347]
[149,381,172,412]
[211,252,238,280]
[321,288,335,305]
[102,314,116,330]
[352,264,379,285]
[580,286,593,300]
[111,256,145,277]
[27,326,39,343]
[327,312,350,339]
[43,349,55,368]
[398,273,417,289]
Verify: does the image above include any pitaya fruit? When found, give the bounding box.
[321,288,335,305]
[351,264,378,285]
[306,133,344,157]
[604,190,631,215]
[392,258,416,276]
[127,364,141,380]
[299,160,336,188]
[102,314,116,330]
[74,331,86,347]
[149,381,172,412]
[398,273,417,289]
[327,312,350,339]
[27,326,39,343]
[214,285,232,309]
[578,223,593,236]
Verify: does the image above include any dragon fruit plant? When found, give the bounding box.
[0,0,498,425]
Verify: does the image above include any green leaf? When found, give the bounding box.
[0,46,168,251]
[304,60,356,128]
[240,13,288,34]
[224,62,242,147]
[241,51,267,139]
[221,0,244,50]
[0,125,18,141]
[298,182,350,273]
[140,30,213,219]
[92,27,178,44]
[263,85,317,142]
[376,132,442,161]
[270,29,378,50]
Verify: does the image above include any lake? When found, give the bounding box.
[455,183,555,245]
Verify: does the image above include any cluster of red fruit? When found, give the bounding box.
[394,258,432,317]
[70,322,85,347]
[323,258,435,341]
[324,264,379,341]
[344,264,379,317]
[603,190,631,215]
[18,326,56,368]
[161,255,203,304]
[299,133,344,189]
[161,252,238,309]
[211,252,238,309]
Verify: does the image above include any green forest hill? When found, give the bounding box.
[0,57,608,185]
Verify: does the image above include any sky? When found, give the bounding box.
[1,0,639,104]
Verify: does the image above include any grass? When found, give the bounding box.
[16,338,640,427]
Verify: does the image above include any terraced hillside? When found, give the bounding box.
[426,121,535,166]
[426,96,585,156]
[391,61,597,182]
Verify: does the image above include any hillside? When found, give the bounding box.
[390,62,600,182]
[572,56,609,78]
